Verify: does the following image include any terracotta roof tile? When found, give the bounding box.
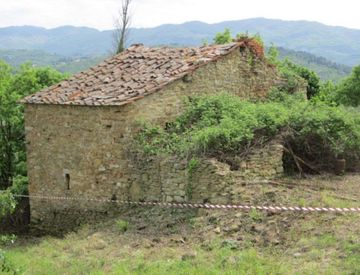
[21,41,246,106]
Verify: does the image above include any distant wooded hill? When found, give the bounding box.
[276,48,352,82]
[0,17,358,81]
[0,49,105,74]
[0,47,352,82]
[1,18,359,66]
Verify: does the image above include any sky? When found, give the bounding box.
[1,0,360,30]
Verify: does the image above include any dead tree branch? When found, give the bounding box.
[113,0,132,54]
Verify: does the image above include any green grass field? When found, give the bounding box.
[2,174,360,274]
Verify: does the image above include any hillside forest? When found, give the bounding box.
[1,17,359,82]
[1,31,360,273]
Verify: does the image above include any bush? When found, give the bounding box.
[137,94,289,158]
[311,81,338,105]
[0,190,16,218]
[0,235,19,274]
[136,93,360,173]
[0,234,16,246]
[289,103,360,156]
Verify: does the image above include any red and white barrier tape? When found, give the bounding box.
[13,194,360,213]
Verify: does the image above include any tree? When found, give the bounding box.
[280,60,320,99]
[266,44,280,66]
[312,80,338,105]
[213,28,232,45]
[0,62,66,190]
[296,65,320,99]
[114,0,133,54]
[336,65,360,106]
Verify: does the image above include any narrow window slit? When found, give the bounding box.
[65,173,70,190]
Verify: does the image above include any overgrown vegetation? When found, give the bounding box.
[213,29,264,59]
[134,31,360,174]
[185,158,199,199]
[214,29,321,99]
[136,93,360,173]
[134,31,360,173]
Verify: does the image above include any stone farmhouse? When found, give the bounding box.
[21,40,289,231]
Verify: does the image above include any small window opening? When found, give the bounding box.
[111,194,117,202]
[65,173,70,190]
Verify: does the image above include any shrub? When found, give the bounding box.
[1,250,12,273]
[0,223,17,274]
[137,94,289,158]
[213,30,265,59]
[135,93,360,173]
[311,81,338,105]
[0,234,16,246]
[0,190,16,218]
[289,103,360,157]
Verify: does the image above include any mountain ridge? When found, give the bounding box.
[1,18,359,66]
[0,45,351,82]
[4,17,359,32]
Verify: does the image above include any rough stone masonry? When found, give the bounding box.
[22,41,298,232]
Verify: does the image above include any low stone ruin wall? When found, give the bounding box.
[31,138,284,233]
[129,138,284,204]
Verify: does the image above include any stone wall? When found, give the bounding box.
[24,47,286,232]
[129,137,284,204]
